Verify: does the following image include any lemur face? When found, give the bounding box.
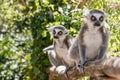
[90,13,104,27]
[83,9,109,28]
[47,25,69,40]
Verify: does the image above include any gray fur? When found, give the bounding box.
[68,9,109,69]
[43,25,75,74]
[48,50,63,66]
[89,57,120,80]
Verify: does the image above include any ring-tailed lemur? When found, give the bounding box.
[68,9,109,71]
[43,25,75,75]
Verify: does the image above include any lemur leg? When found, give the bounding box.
[48,50,62,71]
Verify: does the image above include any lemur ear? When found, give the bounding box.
[83,10,90,18]
[64,29,69,34]
[66,30,69,34]
[104,12,109,18]
[47,27,54,31]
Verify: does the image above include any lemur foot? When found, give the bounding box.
[56,65,67,74]
[78,61,87,73]
[78,64,84,72]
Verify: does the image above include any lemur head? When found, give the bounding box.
[47,25,69,40]
[83,9,109,28]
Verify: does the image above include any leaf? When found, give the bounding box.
[25,54,31,61]
[31,55,39,63]
[42,30,47,38]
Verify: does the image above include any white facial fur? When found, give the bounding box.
[87,13,104,29]
[54,29,66,40]
[47,26,69,41]
[83,10,109,30]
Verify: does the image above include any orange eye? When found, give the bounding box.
[53,30,56,34]
[99,16,104,22]
[91,15,96,21]
[58,31,63,35]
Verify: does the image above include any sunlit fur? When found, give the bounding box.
[68,9,109,70]
[43,25,74,75]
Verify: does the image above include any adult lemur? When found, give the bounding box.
[43,25,74,75]
[68,9,109,70]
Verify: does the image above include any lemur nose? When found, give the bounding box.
[54,36,59,39]
[94,21,100,26]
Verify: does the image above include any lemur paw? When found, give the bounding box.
[77,60,88,72]
[43,48,47,53]
[78,62,87,72]
[78,64,84,72]
[56,65,67,74]
[50,66,56,71]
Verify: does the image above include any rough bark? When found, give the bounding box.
[77,0,88,9]
[49,57,120,80]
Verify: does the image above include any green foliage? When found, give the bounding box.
[0,0,120,80]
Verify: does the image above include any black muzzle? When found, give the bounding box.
[54,36,59,39]
[94,21,100,26]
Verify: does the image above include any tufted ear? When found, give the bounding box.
[65,29,69,34]
[104,12,109,18]
[47,27,54,32]
[83,10,90,18]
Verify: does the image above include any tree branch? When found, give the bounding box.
[77,0,88,9]
[49,57,120,80]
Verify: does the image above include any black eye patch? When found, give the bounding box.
[65,32,68,34]
[99,16,104,22]
[91,15,97,21]
[58,31,63,35]
[53,30,56,34]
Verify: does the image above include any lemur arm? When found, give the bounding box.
[97,45,107,59]
[78,25,87,68]
[97,27,109,59]
[43,41,56,53]
[78,43,86,67]
[43,45,54,53]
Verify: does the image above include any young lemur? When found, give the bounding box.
[43,25,75,74]
[68,9,109,71]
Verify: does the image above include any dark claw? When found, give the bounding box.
[78,60,88,72]
[78,64,84,68]
[78,64,84,72]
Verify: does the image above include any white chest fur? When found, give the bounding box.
[55,43,67,57]
[55,41,73,65]
[83,29,102,59]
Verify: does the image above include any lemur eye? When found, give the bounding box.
[53,30,56,34]
[99,16,104,22]
[58,31,63,35]
[91,15,96,21]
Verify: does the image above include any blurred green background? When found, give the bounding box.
[0,0,120,80]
